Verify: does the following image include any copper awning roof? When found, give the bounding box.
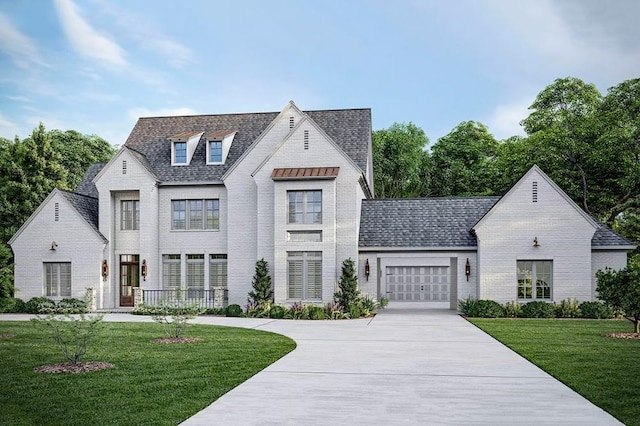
[168,130,203,140]
[271,167,340,180]
[204,129,236,139]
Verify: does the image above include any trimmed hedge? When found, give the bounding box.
[459,298,619,319]
[0,297,26,313]
[520,301,556,318]
[458,298,505,318]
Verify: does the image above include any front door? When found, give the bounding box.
[120,255,140,307]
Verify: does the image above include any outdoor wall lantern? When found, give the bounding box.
[364,259,370,281]
[101,260,109,280]
[465,258,471,281]
[141,259,148,281]
[533,236,540,247]
[50,241,58,251]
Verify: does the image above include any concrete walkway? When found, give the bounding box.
[1,310,621,425]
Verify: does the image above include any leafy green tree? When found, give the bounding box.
[372,122,430,198]
[430,121,500,196]
[596,256,640,333]
[334,258,360,310]
[248,258,273,304]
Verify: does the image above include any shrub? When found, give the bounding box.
[247,258,273,304]
[204,307,227,316]
[578,301,615,319]
[308,306,326,320]
[458,298,504,318]
[57,298,88,314]
[25,297,56,314]
[324,302,347,320]
[287,302,309,320]
[269,305,286,319]
[0,297,26,313]
[245,301,270,318]
[31,313,105,364]
[520,301,555,318]
[378,295,389,308]
[226,304,243,317]
[347,302,362,319]
[503,301,522,318]
[555,298,581,318]
[597,261,640,333]
[358,295,378,317]
[150,301,206,338]
[334,258,360,310]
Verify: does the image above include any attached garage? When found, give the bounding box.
[386,266,449,302]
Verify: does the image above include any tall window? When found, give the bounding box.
[210,254,228,288]
[174,142,187,164]
[44,262,71,297]
[287,251,322,300]
[121,200,140,230]
[172,199,219,230]
[187,254,204,293]
[517,260,552,300]
[288,190,322,224]
[163,254,181,289]
[209,140,222,162]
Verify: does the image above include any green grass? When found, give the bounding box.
[469,318,640,426]
[0,321,296,426]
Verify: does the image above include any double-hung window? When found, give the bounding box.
[44,262,71,297]
[517,260,552,300]
[121,200,140,230]
[209,140,222,163]
[209,254,228,288]
[186,254,204,295]
[172,199,219,230]
[174,142,187,164]
[162,254,181,290]
[288,190,322,224]
[287,251,322,300]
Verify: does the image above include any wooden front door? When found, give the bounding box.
[120,255,139,307]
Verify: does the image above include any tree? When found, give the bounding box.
[596,257,640,333]
[334,258,360,310]
[372,122,430,198]
[248,259,273,304]
[430,121,500,196]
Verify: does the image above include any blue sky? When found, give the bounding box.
[1,0,639,147]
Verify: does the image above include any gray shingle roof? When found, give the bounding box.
[359,197,635,249]
[75,162,107,198]
[59,190,105,241]
[123,108,371,182]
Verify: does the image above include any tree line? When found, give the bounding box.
[373,77,640,246]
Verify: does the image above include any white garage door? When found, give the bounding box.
[386,266,449,302]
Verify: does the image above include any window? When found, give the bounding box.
[44,262,71,297]
[287,251,322,300]
[517,260,552,300]
[209,140,222,162]
[174,142,187,164]
[172,199,219,230]
[121,200,140,230]
[288,191,322,224]
[162,254,181,289]
[210,254,228,288]
[287,231,322,242]
[187,254,204,294]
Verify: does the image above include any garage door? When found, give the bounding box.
[386,266,449,302]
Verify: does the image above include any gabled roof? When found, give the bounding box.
[75,162,107,198]
[58,190,105,241]
[123,107,371,182]
[592,225,636,248]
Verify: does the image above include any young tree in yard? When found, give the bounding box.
[596,257,640,333]
[248,258,273,303]
[334,258,360,310]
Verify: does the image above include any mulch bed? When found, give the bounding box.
[152,337,202,344]
[34,361,115,374]
[606,332,640,340]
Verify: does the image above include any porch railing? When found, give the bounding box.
[141,288,228,309]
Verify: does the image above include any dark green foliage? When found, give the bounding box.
[57,298,88,314]
[245,301,270,318]
[225,304,243,317]
[334,258,360,310]
[286,302,309,319]
[308,306,326,320]
[458,298,505,318]
[503,301,522,318]
[25,297,56,314]
[347,302,362,319]
[248,258,273,304]
[596,258,640,333]
[555,298,581,318]
[269,305,286,319]
[578,301,615,319]
[0,297,25,313]
[520,301,556,318]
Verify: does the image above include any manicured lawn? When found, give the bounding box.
[469,318,640,426]
[0,320,296,425]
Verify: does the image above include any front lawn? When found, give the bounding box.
[470,319,640,426]
[0,321,296,425]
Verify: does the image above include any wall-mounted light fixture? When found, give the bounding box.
[141,259,148,281]
[50,241,58,251]
[364,259,370,281]
[465,258,471,281]
[533,237,540,247]
[101,260,109,280]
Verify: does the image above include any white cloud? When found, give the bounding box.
[53,0,127,67]
[0,13,48,69]
[5,95,33,103]
[485,97,532,140]
[127,107,199,120]
[0,112,21,139]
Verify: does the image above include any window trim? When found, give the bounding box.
[287,251,322,300]
[173,141,187,165]
[209,254,228,288]
[44,262,71,298]
[287,190,322,224]
[171,199,219,231]
[207,139,223,164]
[121,200,140,230]
[517,260,553,300]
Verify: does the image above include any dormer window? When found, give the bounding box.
[174,142,187,164]
[169,131,204,166]
[205,129,236,165]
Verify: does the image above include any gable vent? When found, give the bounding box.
[532,181,538,203]
[304,130,309,150]
[289,116,295,129]
[122,160,127,175]
[54,202,59,221]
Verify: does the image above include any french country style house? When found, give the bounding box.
[9,102,635,310]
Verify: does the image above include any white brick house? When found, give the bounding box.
[9,103,635,310]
